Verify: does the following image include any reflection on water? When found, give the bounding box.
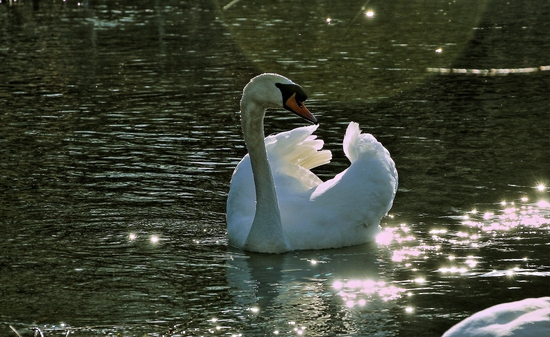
[1,0,549,336]
[226,246,388,336]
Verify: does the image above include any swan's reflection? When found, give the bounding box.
[226,243,403,335]
[227,243,379,305]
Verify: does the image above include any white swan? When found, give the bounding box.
[227,73,398,253]
[442,297,550,337]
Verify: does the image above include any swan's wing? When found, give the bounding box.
[266,124,332,191]
[227,124,332,248]
[280,122,398,249]
[266,124,330,170]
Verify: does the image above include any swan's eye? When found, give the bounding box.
[275,83,308,105]
[295,91,308,103]
[296,92,308,106]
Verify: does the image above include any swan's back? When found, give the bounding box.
[281,122,397,249]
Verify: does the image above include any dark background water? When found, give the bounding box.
[1,0,549,336]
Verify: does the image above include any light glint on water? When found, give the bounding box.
[462,195,549,231]
[372,182,549,323]
[332,278,406,308]
[376,228,396,245]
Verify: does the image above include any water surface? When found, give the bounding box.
[1,0,549,336]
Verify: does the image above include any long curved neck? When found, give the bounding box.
[241,101,289,253]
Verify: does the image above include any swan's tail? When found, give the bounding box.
[343,122,389,163]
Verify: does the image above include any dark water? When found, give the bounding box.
[0,0,549,336]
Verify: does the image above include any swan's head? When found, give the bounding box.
[241,73,318,124]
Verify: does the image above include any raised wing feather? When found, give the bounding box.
[266,124,332,190]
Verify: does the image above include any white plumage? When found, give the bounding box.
[227,73,397,253]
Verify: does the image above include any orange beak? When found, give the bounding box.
[285,93,318,124]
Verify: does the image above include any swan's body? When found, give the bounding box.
[442,297,550,337]
[227,73,397,253]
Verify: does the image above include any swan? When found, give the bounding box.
[227,73,398,253]
[442,297,550,337]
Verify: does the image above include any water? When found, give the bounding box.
[0,0,549,336]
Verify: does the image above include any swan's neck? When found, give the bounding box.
[241,102,289,253]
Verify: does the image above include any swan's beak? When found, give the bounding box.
[285,93,318,124]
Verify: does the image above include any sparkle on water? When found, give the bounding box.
[376,185,550,284]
